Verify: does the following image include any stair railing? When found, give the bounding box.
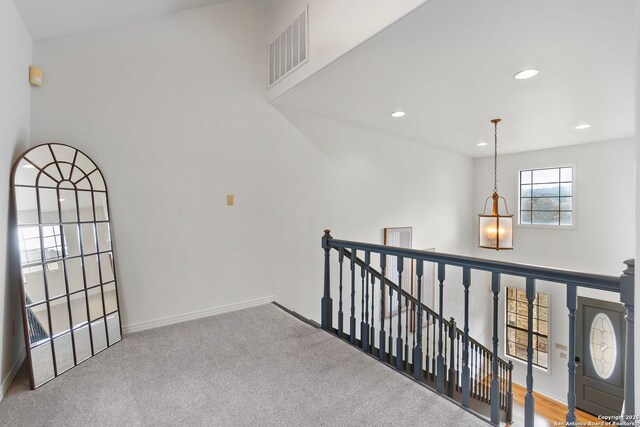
[321,230,634,427]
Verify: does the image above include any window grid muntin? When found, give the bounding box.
[519,166,573,226]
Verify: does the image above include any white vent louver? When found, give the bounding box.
[268,8,308,87]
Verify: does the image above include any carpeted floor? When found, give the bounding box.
[0,303,489,426]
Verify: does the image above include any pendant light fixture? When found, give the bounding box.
[478,118,513,250]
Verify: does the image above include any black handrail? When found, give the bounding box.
[330,238,620,291]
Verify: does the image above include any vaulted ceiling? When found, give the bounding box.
[14,0,231,40]
[273,0,636,157]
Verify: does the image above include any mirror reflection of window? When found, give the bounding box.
[11,143,122,389]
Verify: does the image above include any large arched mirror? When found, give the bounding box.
[11,143,122,389]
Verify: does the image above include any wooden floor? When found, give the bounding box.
[507,383,600,426]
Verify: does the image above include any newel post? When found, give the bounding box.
[620,259,635,417]
[321,230,333,331]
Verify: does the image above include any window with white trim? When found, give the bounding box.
[519,167,573,226]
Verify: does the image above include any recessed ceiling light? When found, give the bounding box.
[22,164,35,169]
[391,111,406,118]
[514,69,539,80]
[574,124,591,130]
[477,142,488,147]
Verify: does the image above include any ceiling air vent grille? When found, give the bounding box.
[268,8,308,87]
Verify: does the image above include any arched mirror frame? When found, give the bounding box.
[10,143,122,389]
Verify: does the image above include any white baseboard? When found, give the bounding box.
[122,295,276,334]
[1,347,26,403]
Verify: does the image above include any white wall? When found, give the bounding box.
[29,0,474,334]
[0,0,32,399]
[473,138,635,403]
[265,0,429,101]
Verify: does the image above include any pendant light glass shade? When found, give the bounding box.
[478,119,513,250]
[479,192,513,250]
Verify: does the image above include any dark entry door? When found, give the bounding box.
[575,297,625,416]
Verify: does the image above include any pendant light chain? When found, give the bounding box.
[493,120,498,193]
[479,117,513,251]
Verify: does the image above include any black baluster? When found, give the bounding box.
[444,323,448,385]
[448,317,456,397]
[432,311,437,379]
[404,295,409,371]
[395,256,404,370]
[412,302,416,349]
[620,260,635,418]
[490,272,500,424]
[436,263,445,393]
[388,263,394,363]
[425,310,430,378]
[379,256,386,361]
[525,278,536,427]
[414,260,423,381]
[321,230,332,331]
[471,342,475,398]
[483,350,487,401]
[566,284,577,423]
[370,265,376,354]
[484,351,488,401]
[461,267,471,406]
[360,251,369,351]
[501,362,505,409]
[456,332,461,390]
[338,247,344,338]
[349,249,356,344]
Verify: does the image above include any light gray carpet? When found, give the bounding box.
[0,303,489,426]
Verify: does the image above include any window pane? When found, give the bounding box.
[561,167,572,182]
[515,344,527,360]
[516,315,528,328]
[532,211,559,225]
[521,170,532,184]
[538,352,548,368]
[538,336,548,352]
[539,321,548,335]
[538,307,548,321]
[532,197,559,211]
[532,168,559,183]
[521,184,532,197]
[521,198,532,210]
[538,293,548,307]
[532,184,559,197]
[560,197,572,211]
[560,212,572,226]
[520,211,532,224]
[560,183,572,196]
